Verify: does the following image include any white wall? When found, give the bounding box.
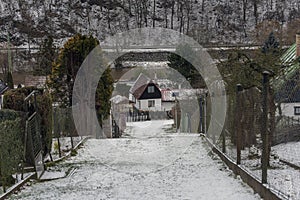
[137,99,162,111]
[129,93,135,102]
[162,102,175,111]
[278,103,300,119]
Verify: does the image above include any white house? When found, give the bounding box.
[129,73,162,111]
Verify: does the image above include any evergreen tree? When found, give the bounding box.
[95,68,114,125]
[262,32,280,55]
[35,35,56,75]
[48,34,113,125]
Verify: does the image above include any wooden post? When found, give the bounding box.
[222,130,226,153]
[261,71,270,184]
[223,87,227,153]
[236,84,243,165]
[199,96,203,133]
[204,93,207,135]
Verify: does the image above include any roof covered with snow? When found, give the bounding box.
[110,95,129,104]
[129,73,150,94]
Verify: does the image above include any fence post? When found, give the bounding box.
[261,71,270,184]
[222,129,226,153]
[199,95,203,133]
[204,93,207,135]
[236,84,243,165]
[54,108,62,158]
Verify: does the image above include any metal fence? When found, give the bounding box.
[205,71,299,199]
[51,107,83,160]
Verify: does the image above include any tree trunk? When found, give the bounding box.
[128,0,132,16]
[107,9,111,31]
[171,1,175,29]
[187,17,190,35]
[186,0,192,35]
[153,0,156,27]
[165,8,168,28]
[142,0,148,27]
[179,3,183,33]
[243,0,247,23]
[253,0,258,25]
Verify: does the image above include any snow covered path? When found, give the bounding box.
[10,120,260,200]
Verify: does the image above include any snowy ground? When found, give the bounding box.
[273,141,300,166]
[48,137,83,161]
[10,120,260,200]
[220,141,300,199]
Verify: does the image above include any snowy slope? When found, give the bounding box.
[0,0,299,46]
[10,120,260,200]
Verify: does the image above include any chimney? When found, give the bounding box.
[296,33,300,57]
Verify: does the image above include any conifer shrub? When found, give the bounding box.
[0,110,23,191]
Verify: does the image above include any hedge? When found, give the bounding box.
[3,87,53,156]
[0,109,21,122]
[0,112,23,191]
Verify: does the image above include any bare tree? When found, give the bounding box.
[242,0,248,23]
[141,0,149,27]
[153,0,156,27]
[184,0,193,35]
[171,0,175,29]
[177,0,184,33]
[252,0,259,25]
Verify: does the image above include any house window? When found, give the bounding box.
[148,86,155,93]
[294,107,300,115]
[148,100,155,108]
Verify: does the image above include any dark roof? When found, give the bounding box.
[133,84,148,99]
[0,81,8,95]
[133,81,161,100]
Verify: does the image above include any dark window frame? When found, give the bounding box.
[294,106,300,115]
[148,86,155,94]
[148,100,155,108]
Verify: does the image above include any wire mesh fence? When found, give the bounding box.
[205,71,300,199]
[51,107,83,160]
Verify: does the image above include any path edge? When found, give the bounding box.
[202,134,290,200]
